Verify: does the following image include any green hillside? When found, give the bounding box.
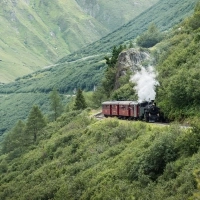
[59,0,197,63]
[75,0,159,32]
[155,1,200,120]
[0,0,198,136]
[0,0,197,93]
[0,111,200,199]
[1,1,200,198]
[0,0,158,83]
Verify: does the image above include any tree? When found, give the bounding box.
[92,86,107,107]
[101,67,117,98]
[25,105,46,142]
[111,82,137,101]
[73,89,87,110]
[104,45,124,68]
[136,23,163,48]
[1,120,25,154]
[49,88,63,121]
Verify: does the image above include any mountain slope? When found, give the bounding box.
[59,0,197,63]
[75,0,159,32]
[0,0,197,136]
[0,0,158,83]
[0,0,197,93]
[0,114,199,199]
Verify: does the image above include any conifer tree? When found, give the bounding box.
[49,88,63,121]
[26,105,46,142]
[2,120,25,154]
[73,89,87,110]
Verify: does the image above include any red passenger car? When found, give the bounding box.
[102,101,112,117]
[110,101,119,116]
[118,101,132,118]
[102,101,119,117]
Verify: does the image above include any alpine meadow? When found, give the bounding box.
[1,0,200,199]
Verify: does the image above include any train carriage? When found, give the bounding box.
[102,100,164,122]
[102,101,112,117]
[118,101,132,118]
[110,101,119,116]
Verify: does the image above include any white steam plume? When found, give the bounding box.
[130,66,159,102]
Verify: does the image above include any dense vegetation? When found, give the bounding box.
[0,92,70,136]
[0,110,200,199]
[136,23,164,48]
[155,1,200,120]
[1,2,200,199]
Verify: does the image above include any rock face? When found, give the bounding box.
[115,48,151,89]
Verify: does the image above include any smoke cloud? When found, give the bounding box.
[130,66,159,102]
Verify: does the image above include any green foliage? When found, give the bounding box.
[127,131,178,182]
[188,1,200,30]
[25,105,46,142]
[73,89,87,110]
[0,0,197,135]
[0,113,200,199]
[91,45,125,102]
[176,120,200,156]
[59,0,196,64]
[92,86,107,108]
[190,169,200,199]
[156,9,200,120]
[49,88,63,121]
[0,92,70,136]
[111,82,137,100]
[0,56,107,94]
[136,23,164,48]
[0,0,159,83]
[101,67,118,98]
[1,120,25,155]
[104,45,124,68]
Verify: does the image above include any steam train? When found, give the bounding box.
[102,100,164,122]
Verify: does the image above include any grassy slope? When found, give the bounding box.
[75,0,159,31]
[0,0,197,93]
[59,0,197,63]
[0,114,199,199]
[0,0,107,83]
[0,0,158,83]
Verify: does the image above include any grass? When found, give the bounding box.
[0,0,158,83]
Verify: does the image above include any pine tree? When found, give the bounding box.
[49,88,63,121]
[73,89,87,110]
[26,105,46,142]
[2,120,25,154]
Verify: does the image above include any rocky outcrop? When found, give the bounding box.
[115,48,152,89]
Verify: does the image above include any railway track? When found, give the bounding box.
[93,112,191,129]
[93,112,105,120]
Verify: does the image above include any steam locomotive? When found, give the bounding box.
[102,100,164,122]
